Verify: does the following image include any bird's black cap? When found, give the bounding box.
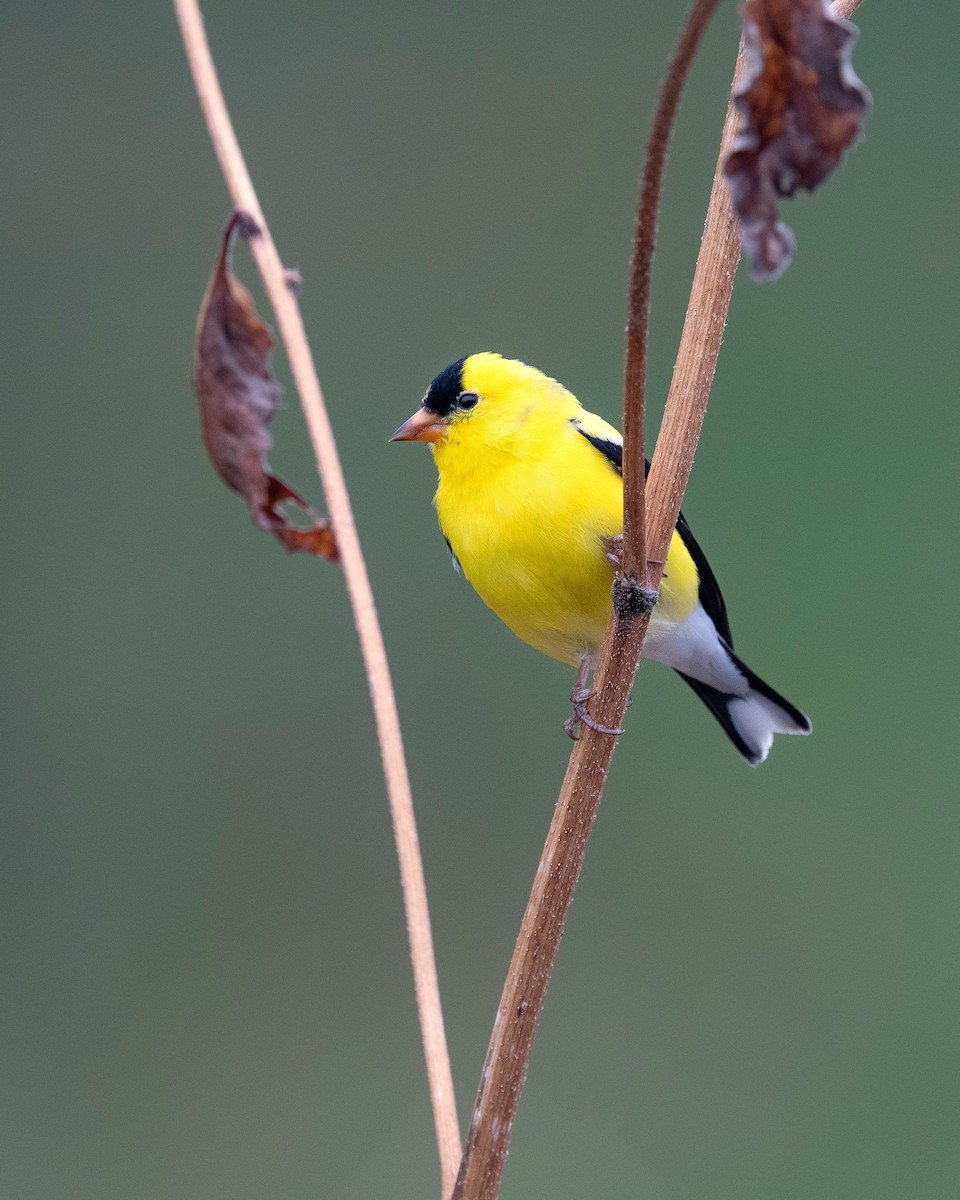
[422,357,467,417]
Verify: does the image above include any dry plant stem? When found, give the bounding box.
[622,0,725,589]
[647,0,866,545]
[834,0,867,21]
[172,1,461,1193]
[455,1,865,1196]
[455,10,727,1199]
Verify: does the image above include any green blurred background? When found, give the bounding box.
[3,1,958,1196]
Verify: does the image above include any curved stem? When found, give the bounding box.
[622,0,725,588]
[172,2,461,1194]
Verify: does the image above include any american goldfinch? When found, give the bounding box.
[392,353,810,765]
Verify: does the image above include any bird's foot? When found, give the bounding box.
[563,686,625,740]
[605,534,623,570]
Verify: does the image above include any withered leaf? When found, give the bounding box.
[726,0,870,283]
[192,212,338,561]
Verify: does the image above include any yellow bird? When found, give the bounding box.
[392,353,810,765]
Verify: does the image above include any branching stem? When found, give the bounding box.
[454,2,866,1198]
[172,2,461,1194]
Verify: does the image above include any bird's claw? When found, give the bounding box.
[563,685,624,740]
[605,534,623,570]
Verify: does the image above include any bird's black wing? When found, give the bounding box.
[572,421,623,474]
[572,421,733,646]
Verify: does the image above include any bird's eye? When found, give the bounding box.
[457,391,480,411]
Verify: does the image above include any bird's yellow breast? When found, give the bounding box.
[433,410,699,666]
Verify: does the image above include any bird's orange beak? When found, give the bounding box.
[390,408,450,443]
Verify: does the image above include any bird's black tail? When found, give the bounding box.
[677,647,811,766]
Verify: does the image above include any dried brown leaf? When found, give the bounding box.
[725,0,870,282]
[192,213,338,561]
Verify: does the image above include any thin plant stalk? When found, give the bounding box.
[622,0,725,589]
[454,1,866,1196]
[172,1,461,1193]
